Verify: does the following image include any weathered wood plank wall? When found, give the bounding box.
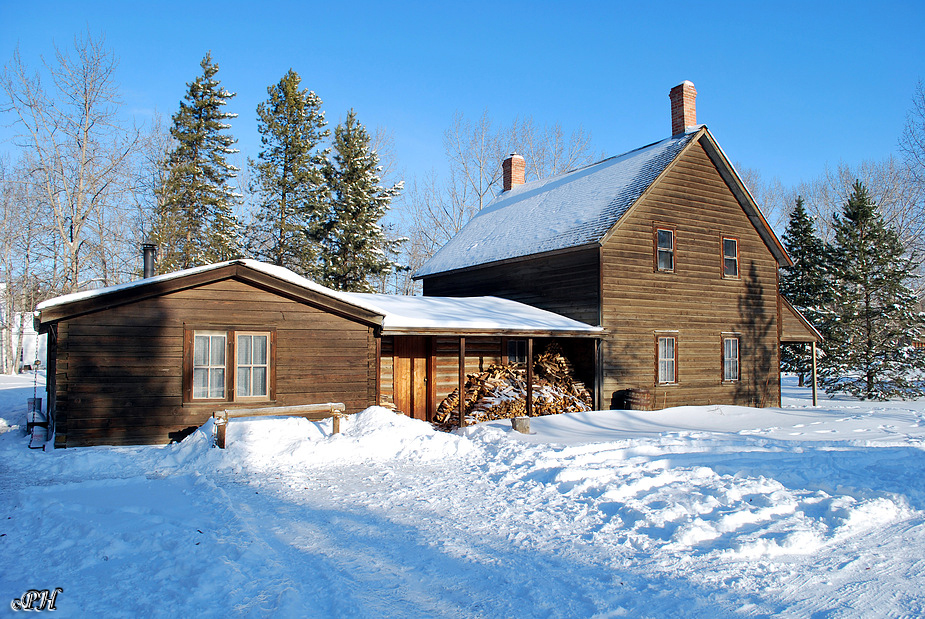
[422,248,601,326]
[601,141,781,407]
[54,278,377,447]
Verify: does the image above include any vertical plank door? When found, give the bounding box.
[393,336,429,420]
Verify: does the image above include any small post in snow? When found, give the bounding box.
[512,417,530,434]
[214,414,227,449]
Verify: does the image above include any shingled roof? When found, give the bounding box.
[415,127,788,278]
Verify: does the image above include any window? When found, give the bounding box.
[723,237,739,278]
[508,339,527,364]
[656,227,675,272]
[657,336,677,384]
[723,336,739,381]
[186,328,274,402]
[193,332,227,399]
[236,333,269,399]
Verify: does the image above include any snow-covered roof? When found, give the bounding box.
[415,131,699,278]
[35,261,253,311]
[339,292,601,335]
[37,260,601,336]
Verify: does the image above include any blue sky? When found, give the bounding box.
[1,0,923,189]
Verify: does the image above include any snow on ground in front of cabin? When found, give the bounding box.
[2,375,925,617]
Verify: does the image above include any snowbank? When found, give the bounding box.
[2,375,924,617]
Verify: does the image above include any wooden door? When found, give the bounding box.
[393,336,429,420]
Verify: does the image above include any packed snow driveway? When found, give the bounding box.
[2,376,924,617]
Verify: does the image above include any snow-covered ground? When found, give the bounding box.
[2,375,924,617]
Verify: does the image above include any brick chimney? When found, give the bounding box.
[669,81,697,135]
[502,153,525,191]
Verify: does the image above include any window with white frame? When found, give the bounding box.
[723,336,740,381]
[193,331,227,399]
[723,237,739,278]
[236,333,269,398]
[188,329,273,402]
[657,336,677,384]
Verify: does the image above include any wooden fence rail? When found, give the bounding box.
[213,402,346,448]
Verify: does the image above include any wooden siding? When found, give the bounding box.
[53,278,376,447]
[381,335,503,417]
[433,336,501,405]
[422,247,601,326]
[601,141,781,408]
[780,298,822,343]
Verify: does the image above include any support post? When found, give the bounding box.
[527,338,534,417]
[458,336,466,428]
[811,341,818,407]
[375,336,381,407]
[595,338,603,411]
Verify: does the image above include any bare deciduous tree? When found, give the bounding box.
[396,111,598,294]
[901,80,925,188]
[735,164,793,234]
[741,155,925,284]
[793,159,925,256]
[508,116,595,184]
[0,157,50,373]
[1,32,140,292]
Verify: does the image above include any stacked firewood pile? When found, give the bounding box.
[435,343,592,427]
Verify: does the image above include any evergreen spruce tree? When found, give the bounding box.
[153,52,241,272]
[315,110,404,291]
[247,69,328,276]
[779,196,831,385]
[819,181,925,399]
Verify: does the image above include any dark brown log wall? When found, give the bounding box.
[601,141,781,408]
[421,247,601,326]
[53,278,377,447]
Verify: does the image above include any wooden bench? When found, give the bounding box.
[213,403,346,448]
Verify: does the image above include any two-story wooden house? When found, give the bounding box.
[416,82,820,409]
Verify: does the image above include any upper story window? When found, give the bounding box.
[722,237,739,278]
[657,335,677,384]
[655,227,675,272]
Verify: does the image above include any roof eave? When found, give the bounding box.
[380,326,605,338]
[413,242,602,281]
[36,262,385,329]
[598,128,705,248]
[779,295,824,343]
[697,130,792,267]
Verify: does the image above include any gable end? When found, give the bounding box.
[697,133,791,267]
[37,263,383,330]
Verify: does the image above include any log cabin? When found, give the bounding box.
[415,81,821,409]
[35,260,600,447]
